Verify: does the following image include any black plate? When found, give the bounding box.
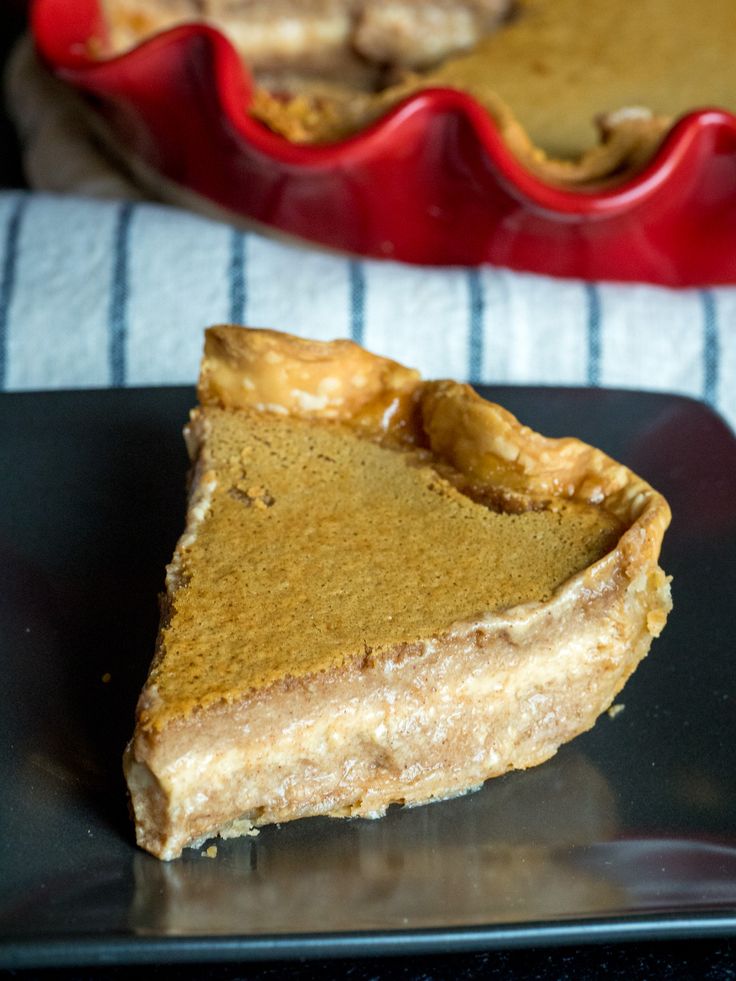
[1,385,735,970]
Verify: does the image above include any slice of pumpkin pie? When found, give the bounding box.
[124,326,671,860]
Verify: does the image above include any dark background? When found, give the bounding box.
[0,7,734,979]
[0,4,26,189]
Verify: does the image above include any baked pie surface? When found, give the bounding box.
[124,326,671,860]
[101,0,735,184]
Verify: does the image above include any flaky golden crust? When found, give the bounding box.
[198,324,421,435]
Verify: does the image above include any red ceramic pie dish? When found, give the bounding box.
[32,0,736,285]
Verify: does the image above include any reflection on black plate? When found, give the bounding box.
[1,386,735,969]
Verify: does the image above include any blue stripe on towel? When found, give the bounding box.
[467,269,484,383]
[585,283,602,386]
[700,289,719,405]
[229,228,247,324]
[108,201,135,387]
[0,195,27,390]
[349,260,365,345]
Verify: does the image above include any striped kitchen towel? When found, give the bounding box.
[0,191,733,431]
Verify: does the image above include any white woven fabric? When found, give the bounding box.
[0,191,732,432]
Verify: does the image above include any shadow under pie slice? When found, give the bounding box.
[124,326,672,860]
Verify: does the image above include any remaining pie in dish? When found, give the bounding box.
[124,326,671,860]
[99,0,736,184]
[101,1,512,86]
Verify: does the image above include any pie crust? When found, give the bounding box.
[124,326,671,860]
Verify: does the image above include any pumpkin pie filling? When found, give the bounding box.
[124,326,671,860]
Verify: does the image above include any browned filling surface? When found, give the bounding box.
[146,406,621,728]
[423,0,736,162]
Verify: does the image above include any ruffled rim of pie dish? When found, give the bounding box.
[32,0,736,194]
[31,0,736,282]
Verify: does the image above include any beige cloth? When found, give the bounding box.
[6,35,147,199]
